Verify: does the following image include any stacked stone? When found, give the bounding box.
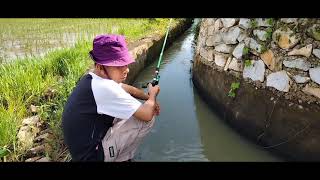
[196,18,320,99]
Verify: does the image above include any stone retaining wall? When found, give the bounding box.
[193,18,320,161]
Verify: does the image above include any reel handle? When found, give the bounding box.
[151,79,158,86]
[141,79,158,88]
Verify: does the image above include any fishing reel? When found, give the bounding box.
[141,69,160,88]
[141,79,158,88]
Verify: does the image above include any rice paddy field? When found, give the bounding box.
[0,18,183,161]
[0,18,179,62]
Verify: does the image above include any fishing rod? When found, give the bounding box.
[142,18,172,88]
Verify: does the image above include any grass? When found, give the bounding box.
[260,43,268,54]
[0,41,92,161]
[244,60,253,68]
[264,27,273,40]
[192,19,201,43]
[242,46,250,56]
[0,18,183,161]
[250,19,258,29]
[0,18,180,62]
[228,82,240,98]
[267,18,275,26]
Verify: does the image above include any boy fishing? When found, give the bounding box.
[62,34,160,162]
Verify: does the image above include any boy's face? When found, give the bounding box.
[104,65,129,83]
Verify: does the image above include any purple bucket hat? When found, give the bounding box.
[89,34,134,66]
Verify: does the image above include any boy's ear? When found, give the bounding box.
[96,64,103,71]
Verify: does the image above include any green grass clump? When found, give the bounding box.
[228,82,240,98]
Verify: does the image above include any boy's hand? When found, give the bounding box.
[154,101,160,116]
[148,83,160,97]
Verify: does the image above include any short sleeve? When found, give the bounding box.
[90,73,142,120]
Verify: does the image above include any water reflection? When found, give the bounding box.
[192,88,282,161]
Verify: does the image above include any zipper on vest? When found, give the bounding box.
[91,123,96,139]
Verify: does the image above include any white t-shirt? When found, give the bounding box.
[89,72,142,120]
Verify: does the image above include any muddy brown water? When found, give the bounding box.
[132,20,283,162]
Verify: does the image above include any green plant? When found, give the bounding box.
[264,27,273,40]
[267,18,274,26]
[260,44,267,53]
[228,82,240,98]
[0,146,10,160]
[243,46,250,55]
[148,18,157,23]
[245,60,252,67]
[250,19,258,29]
[193,19,201,43]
